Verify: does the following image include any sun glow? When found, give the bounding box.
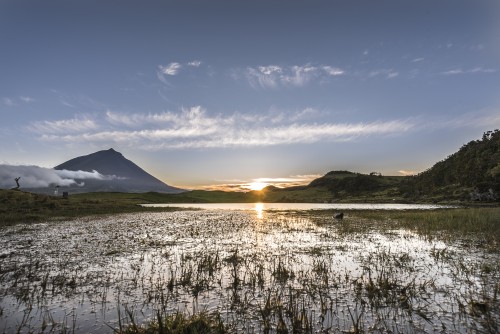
[248,182,268,191]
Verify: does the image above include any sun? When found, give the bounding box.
[248,182,267,191]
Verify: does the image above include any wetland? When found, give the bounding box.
[0,207,499,333]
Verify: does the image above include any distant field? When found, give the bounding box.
[71,186,414,204]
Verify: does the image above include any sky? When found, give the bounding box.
[1,0,499,191]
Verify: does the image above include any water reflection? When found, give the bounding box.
[254,202,264,219]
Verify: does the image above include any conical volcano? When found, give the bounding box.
[54,148,183,193]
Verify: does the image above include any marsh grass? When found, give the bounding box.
[309,207,499,236]
[0,208,499,333]
[357,207,498,231]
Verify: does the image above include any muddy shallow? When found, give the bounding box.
[0,209,498,333]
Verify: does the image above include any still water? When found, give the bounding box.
[141,202,455,211]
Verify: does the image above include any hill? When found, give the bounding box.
[300,170,403,201]
[400,130,500,202]
[52,148,183,194]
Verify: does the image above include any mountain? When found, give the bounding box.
[54,148,183,193]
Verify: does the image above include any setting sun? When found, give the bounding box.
[248,182,267,191]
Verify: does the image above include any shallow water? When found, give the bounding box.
[0,209,497,333]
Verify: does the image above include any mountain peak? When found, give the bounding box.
[102,148,121,155]
[54,149,183,193]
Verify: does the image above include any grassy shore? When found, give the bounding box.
[323,207,500,249]
[0,189,179,225]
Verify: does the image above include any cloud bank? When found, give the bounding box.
[30,105,500,152]
[0,165,119,188]
[192,175,322,192]
[35,106,414,150]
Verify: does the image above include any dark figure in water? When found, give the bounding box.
[14,177,21,189]
[334,212,344,220]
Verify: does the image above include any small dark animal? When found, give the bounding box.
[334,212,344,220]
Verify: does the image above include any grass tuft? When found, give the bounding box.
[119,311,228,334]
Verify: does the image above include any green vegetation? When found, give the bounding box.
[402,129,500,202]
[0,189,178,225]
[303,171,405,202]
[339,208,500,243]
[118,311,228,334]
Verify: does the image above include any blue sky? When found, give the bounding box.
[1,0,499,190]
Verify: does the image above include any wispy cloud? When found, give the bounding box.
[59,100,76,108]
[2,97,15,106]
[29,117,98,134]
[242,64,345,88]
[322,66,344,76]
[2,96,35,106]
[49,90,106,110]
[431,109,500,129]
[35,106,414,150]
[20,96,35,103]
[106,106,219,128]
[369,69,399,79]
[159,62,182,75]
[106,110,175,127]
[156,60,204,84]
[188,60,202,67]
[404,108,500,134]
[440,67,496,75]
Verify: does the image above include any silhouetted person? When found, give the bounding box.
[14,177,21,189]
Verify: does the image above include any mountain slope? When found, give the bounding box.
[54,148,183,193]
[406,130,500,201]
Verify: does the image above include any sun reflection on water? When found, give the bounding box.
[254,203,264,219]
